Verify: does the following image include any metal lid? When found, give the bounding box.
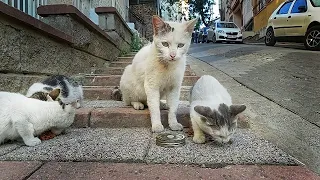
[156,133,186,147]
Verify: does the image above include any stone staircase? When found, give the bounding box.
[72,52,250,129]
[0,52,299,171]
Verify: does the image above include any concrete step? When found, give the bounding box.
[0,128,299,169]
[116,57,133,62]
[83,86,192,101]
[73,100,250,129]
[109,62,131,68]
[124,52,137,56]
[84,68,196,76]
[83,75,200,86]
[109,62,192,69]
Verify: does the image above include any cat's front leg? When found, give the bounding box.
[191,120,206,144]
[145,87,163,132]
[15,119,41,146]
[166,87,183,131]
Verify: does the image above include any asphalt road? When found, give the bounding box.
[188,42,320,128]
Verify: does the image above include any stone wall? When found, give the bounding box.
[0,2,120,94]
[130,3,156,41]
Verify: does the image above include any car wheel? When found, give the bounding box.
[212,34,217,43]
[265,28,276,46]
[304,25,320,51]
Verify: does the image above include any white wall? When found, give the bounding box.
[242,0,253,26]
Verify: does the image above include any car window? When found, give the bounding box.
[216,23,237,28]
[291,0,307,13]
[277,1,293,14]
[310,0,320,7]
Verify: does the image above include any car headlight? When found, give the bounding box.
[217,30,224,33]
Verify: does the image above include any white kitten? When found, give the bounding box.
[189,75,246,144]
[119,15,198,132]
[0,89,76,146]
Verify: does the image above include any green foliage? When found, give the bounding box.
[130,31,143,51]
[189,0,215,26]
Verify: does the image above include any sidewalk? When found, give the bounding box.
[0,56,319,179]
[187,47,320,175]
[2,161,319,180]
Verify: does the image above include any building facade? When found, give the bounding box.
[220,0,286,37]
[129,0,160,40]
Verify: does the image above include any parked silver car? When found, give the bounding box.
[207,21,243,43]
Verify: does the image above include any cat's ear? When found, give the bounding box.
[185,17,198,33]
[194,105,214,117]
[48,89,61,101]
[46,95,54,102]
[152,15,171,36]
[230,104,246,116]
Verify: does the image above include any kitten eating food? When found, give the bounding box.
[189,75,246,144]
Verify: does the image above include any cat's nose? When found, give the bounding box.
[170,53,176,59]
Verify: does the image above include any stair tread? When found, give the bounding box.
[82,85,192,90]
[82,100,190,109]
[74,100,249,129]
[0,128,297,166]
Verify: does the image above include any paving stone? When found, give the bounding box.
[0,161,42,180]
[0,143,21,156]
[0,128,150,162]
[28,162,320,180]
[72,108,92,128]
[146,129,298,166]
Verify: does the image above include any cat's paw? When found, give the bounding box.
[169,122,183,131]
[24,137,41,146]
[131,102,145,110]
[152,123,164,133]
[193,135,206,144]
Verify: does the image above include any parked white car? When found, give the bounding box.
[265,0,320,50]
[207,21,243,43]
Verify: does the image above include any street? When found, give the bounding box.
[188,42,320,174]
[189,42,320,127]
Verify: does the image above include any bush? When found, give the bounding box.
[131,31,143,51]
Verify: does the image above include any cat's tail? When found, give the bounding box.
[112,86,122,101]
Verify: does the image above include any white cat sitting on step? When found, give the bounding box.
[0,89,77,146]
[189,75,246,144]
[119,15,198,132]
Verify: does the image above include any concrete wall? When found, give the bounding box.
[0,3,120,94]
[242,0,253,27]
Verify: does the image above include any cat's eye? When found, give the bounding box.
[162,42,169,47]
[178,43,184,48]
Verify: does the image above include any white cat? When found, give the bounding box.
[26,75,84,108]
[0,89,76,146]
[119,15,198,132]
[189,75,246,144]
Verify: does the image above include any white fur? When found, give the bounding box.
[120,18,197,132]
[190,75,233,144]
[26,82,84,108]
[0,92,76,146]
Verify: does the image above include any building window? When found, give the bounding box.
[258,0,266,11]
